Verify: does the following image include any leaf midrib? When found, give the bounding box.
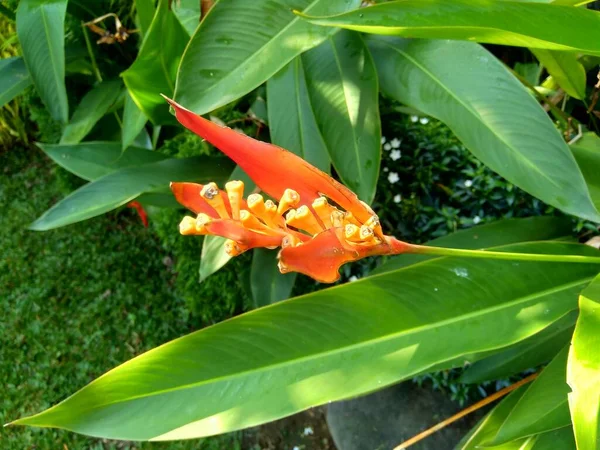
[55,277,590,412]
[39,4,66,121]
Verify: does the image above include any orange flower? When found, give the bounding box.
[165,97,409,283]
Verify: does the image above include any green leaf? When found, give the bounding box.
[266,57,330,172]
[366,37,600,222]
[531,49,586,99]
[372,216,573,275]
[60,80,123,145]
[571,133,600,211]
[460,311,576,383]
[567,274,600,450]
[122,91,148,151]
[16,0,68,122]
[250,249,296,308]
[0,57,32,107]
[12,242,600,439]
[30,156,233,230]
[529,427,576,449]
[297,0,600,55]
[457,385,529,449]
[491,346,571,445]
[302,30,381,203]
[135,0,156,37]
[39,142,168,181]
[174,0,361,115]
[172,0,200,36]
[122,0,188,125]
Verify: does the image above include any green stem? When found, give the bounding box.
[81,23,103,83]
[407,244,600,264]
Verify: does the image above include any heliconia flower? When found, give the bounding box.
[164,97,410,283]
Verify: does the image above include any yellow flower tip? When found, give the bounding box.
[225,180,244,220]
[360,225,375,241]
[365,215,383,237]
[345,223,361,241]
[312,196,334,228]
[195,213,212,233]
[200,182,230,219]
[343,212,360,226]
[277,259,289,274]
[224,239,245,257]
[179,216,199,235]
[265,199,284,228]
[277,188,300,215]
[281,234,302,249]
[331,209,345,228]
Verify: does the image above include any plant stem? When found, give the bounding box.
[81,23,103,83]
[406,244,600,264]
[393,372,538,450]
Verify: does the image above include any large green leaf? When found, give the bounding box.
[567,274,600,450]
[460,311,575,383]
[174,0,361,115]
[30,156,233,230]
[16,0,68,122]
[366,37,600,222]
[60,80,123,145]
[531,49,586,100]
[122,0,188,125]
[372,216,573,275]
[266,57,330,172]
[250,249,296,308]
[491,346,571,445]
[302,30,381,203]
[172,0,200,36]
[12,242,600,439]
[39,142,168,181]
[298,0,600,55]
[122,91,148,151]
[0,57,32,107]
[134,0,155,37]
[571,133,600,211]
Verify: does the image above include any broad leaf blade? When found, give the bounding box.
[491,346,572,445]
[373,216,573,275]
[60,80,123,145]
[302,31,381,203]
[172,0,200,36]
[122,91,148,151]
[174,0,361,115]
[39,142,168,181]
[16,0,69,122]
[571,133,600,211]
[298,0,600,55]
[0,57,32,107]
[30,156,233,230]
[122,0,188,125]
[532,49,586,100]
[567,274,600,450]
[460,311,576,383]
[134,0,155,37]
[267,57,330,172]
[367,37,600,221]
[13,242,600,439]
[251,249,296,308]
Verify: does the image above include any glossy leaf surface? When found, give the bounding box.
[60,80,123,145]
[172,0,200,36]
[568,274,600,450]
[571,133,600,211]
[531,49,586,100]
[0,57,32,107]
[367,37,600,221]
[302,31,381,203]
[298,0,600,55]
[491,346,571,444]
[267,57,330,172]
[373,216,573,275]
[251,249,297,308]
[122,0,188,124]
[16,0,68,122]
[174,0,361,115]
[13,242,600,439]
[30,156,233,230]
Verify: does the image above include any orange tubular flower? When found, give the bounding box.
[165,97,410,283]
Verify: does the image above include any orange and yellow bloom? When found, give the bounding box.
[165,97,409,283]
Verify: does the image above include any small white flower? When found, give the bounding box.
[393,194,402,203]
[464,180,473,188]
[410,115,419,123]
[390,138,401,148]
[420,117,430,125]
[349,276,358,282]
[473,215,481,225]
[303,427,314,436]
[388,172,400,184]
[293,447,301,450]
[381,136,386,144]
[383,167,389,172]
[390,150,401,161]
[383,143,392,151]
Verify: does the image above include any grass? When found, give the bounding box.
[0,147,242,449]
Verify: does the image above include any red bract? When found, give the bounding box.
[165,97,409,283]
